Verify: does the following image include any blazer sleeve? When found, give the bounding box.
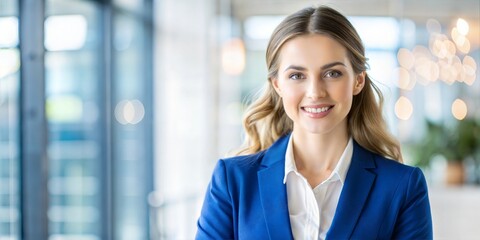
[196,160,234,240]
[392,167,433,239]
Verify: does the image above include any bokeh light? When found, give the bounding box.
[451,99,468,120]
[115,99,145,125]
[395,96,413,120]
[438,60,457,84]
[415,59,439,82]
[398,18,476,89]
[462,55,477,85]
[221,38,246,76]
[397,48,415,69]
[393,67,415,90]
[463,55,477,71]
[457,38,471,54]
[451,27,466,47]
[464,73,476,86]
[456,18,469,35]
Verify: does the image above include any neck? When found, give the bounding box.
[292,123,349,173]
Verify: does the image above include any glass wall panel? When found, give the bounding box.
[0,0,20,239]
[112,3,153,239]
[45,1,103,239]
[113,0,143,14]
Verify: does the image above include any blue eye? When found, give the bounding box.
[325,70,342,78]
[289,73,304,80]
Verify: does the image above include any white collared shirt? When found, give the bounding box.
[283,135,353,240]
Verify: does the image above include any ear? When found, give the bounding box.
[353,72,366,95]
[271,77,282,97]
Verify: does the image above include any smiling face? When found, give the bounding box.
[272,34,365,137]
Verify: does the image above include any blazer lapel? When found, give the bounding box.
[327,141,377,239]
[257,134,293,240]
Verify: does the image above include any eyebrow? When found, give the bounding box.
[283,61,346,72]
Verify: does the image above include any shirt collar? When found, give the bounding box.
[334,137,353,185]
[283,134,297,183]
[283,134,354,185]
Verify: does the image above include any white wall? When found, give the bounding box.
[153,0,218,238]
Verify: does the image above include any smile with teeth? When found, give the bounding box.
[303,106,332,113]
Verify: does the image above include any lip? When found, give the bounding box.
[301,104,334,118]
[302,104,333,108]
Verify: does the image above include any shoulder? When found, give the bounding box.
[352,142,427,191]
[353,141,421,179]
[207,151,268,201]
[353,149,432,238]
[373,154,423,181]
[210,134,290,188]
[369,153,428,199]
[374,155,415,173]
[208,151,268,184]
[215,151,266,176]
[354,147,430,208]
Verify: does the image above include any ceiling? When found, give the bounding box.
[229,0,480,47]
[231,0,480,23]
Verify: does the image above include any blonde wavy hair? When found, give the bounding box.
[235,6,402,162]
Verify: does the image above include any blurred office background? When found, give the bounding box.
[0,0,479,239]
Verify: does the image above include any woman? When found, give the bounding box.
[196,5,432,240]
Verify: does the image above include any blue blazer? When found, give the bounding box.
[196,134,433,239]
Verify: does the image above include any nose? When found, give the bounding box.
[306,77,327,100]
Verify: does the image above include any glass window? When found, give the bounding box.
[0,0,154,238]
[113,0,144,13]
[45,0,103,239]
[0,0,20,239]
[111,4,153,239]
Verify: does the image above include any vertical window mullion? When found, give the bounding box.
[19,0,48,239]
[101,1,114,239]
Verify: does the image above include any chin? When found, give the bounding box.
[301,125,335,135]
[299,120,346,135]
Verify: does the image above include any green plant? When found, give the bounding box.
[410,118,480,167]
[409,120,447,167]
[443,118,480,162]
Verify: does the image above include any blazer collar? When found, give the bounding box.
[260,133,291,168]
[257,133,294,239]
[257,134,377,240]
[327,140,377,239]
